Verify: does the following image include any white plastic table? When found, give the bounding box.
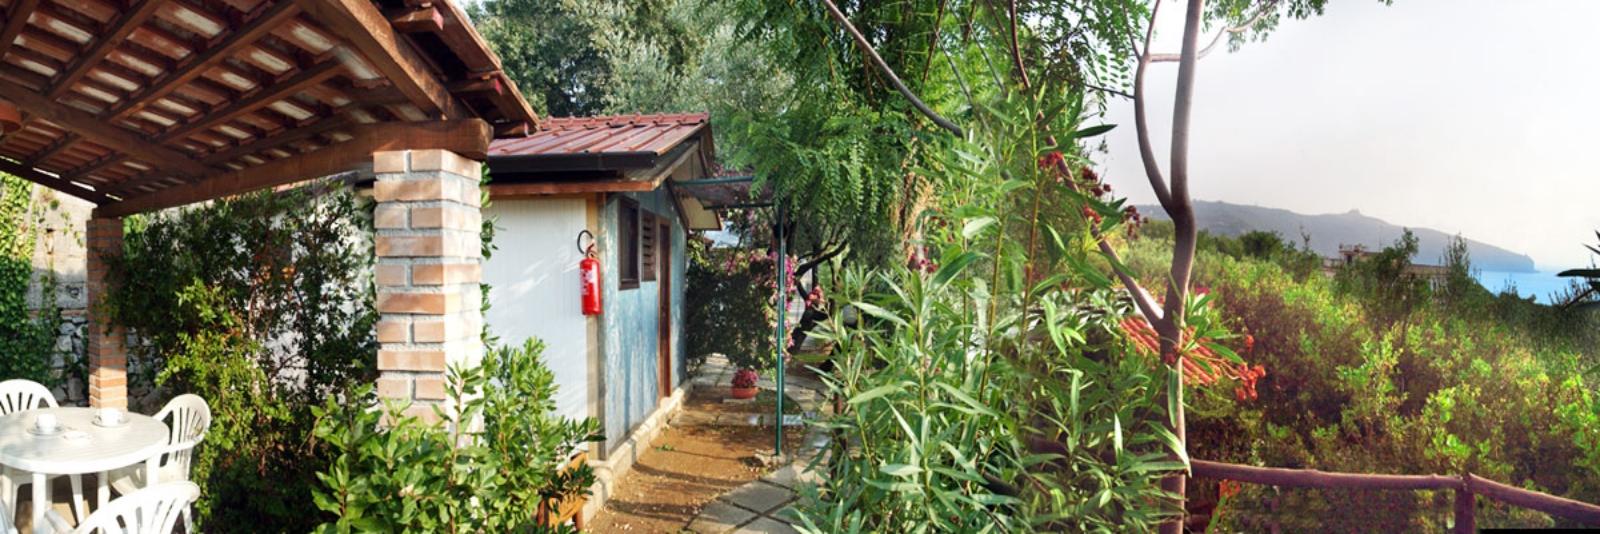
[0,408,168,533]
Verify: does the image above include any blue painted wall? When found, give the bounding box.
[600,189,687,449]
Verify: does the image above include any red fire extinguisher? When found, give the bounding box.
[578,230,603,315]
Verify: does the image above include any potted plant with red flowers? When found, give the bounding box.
[730,368,760,399]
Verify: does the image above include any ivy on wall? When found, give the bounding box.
[0,174,63,387]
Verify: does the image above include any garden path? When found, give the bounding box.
[588,355,829,533]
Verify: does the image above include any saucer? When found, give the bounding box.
[26,426,64,436]
[91,418,128,428]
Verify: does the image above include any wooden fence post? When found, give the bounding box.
[1454,480,1476,534]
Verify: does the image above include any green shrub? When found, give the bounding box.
[685,240,777,371]
[793,87,1192,531]
[1128,236,1600,529]
[311,339,602,533]
[104,182,376,531]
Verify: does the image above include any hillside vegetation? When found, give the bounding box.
[1138,201,1537,272]
[1124,222,1600,530]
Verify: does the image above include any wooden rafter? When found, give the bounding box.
[0,0,40,61]
[102,0,302,123]
[387,6,442,33]
[26,132,77,165]
[63,153,129,184]
[106,112,355,196]
[295,0,466,119]
[201,112,353,166]
[0,158,113,204]
[46,0,165,100]
[0,77,210,177]
[156,59,346,143]
[95,118,492,217]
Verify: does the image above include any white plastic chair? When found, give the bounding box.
[42,482,199,534]
[0,495,14,534]
[0,380,67,528]
[107,395,209,533]
[0,381,56,415]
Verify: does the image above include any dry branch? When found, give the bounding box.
[818,0,965,136]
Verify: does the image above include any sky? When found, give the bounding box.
[1092,0,1600,270]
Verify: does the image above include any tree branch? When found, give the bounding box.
[1148,0,1279,63]
[819,0,965,136]
[1086,83,1135,99]
[1133,0,1175,212]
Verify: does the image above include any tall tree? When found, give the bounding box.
[470,0,701,116]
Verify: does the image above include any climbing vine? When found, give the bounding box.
[0,174,63,387]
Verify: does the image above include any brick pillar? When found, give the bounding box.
[372,149,484,423]
[85,217,127,408]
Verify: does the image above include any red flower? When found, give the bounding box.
[1219,480,1242,499]
[1243,334,1255,353]
[1037,151,1064,169]
[732,369,759,388]
[1081,206,1103,224]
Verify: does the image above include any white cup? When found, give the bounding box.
[96,408,122,425]
[34,414,58,433]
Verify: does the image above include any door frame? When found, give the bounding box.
[657,220,673,400]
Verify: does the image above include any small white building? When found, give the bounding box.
[480,113,724,519]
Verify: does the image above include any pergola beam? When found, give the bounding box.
[0,158,113,204]
[45,0,163,100]
[26,132,77,165]
[94,118,491,217]
[156,59,347,143]
[106,112,357,196]
[0,0,40,61]
[0,77,212,177]
[102,0,302,123]
[295,0,467,119]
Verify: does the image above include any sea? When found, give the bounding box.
[1474,270,1582,304]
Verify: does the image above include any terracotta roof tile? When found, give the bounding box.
[489,113,710,158]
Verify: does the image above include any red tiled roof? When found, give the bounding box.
[488,113,710,158]
[1120,316,1263,399]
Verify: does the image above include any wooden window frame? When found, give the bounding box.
[640,211,658,282]
[618,198,640,289]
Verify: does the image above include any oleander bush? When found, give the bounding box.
[311,339,602,533]
[685,239,779,371]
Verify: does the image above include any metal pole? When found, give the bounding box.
[775,203,786,458]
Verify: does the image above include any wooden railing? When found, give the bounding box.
[1192,459,1600,532]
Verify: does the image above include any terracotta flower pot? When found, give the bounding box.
[730,385,758,399]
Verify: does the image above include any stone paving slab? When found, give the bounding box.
[734,517,800,534]
[687,501,759,534]
[680,353,832,533]
[722,481,794,514]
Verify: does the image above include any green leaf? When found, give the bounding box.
[849,383,904,405]
[931,252,983,290]
[932,382,998,417]
[1113,414,1123,455]
[962,216,997,239]
[1206,342,1245,365]
[881,464,923,477]
[1068,123,1120,139]
[851,301,908,329]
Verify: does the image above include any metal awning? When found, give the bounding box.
[674,175,771,209]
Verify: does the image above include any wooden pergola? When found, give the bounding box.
[0,0,536,411]
[0,0,534,214]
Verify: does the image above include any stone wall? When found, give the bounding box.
[23,186,94,404]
